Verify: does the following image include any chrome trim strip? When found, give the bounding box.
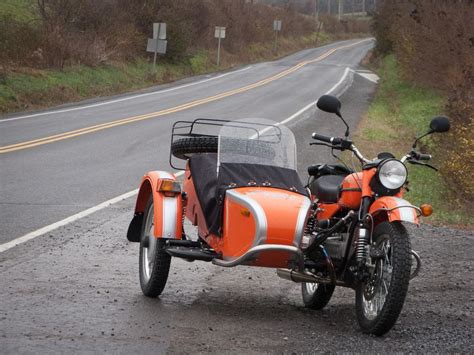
[212,244,304,269]
[226,190,267,248]
[293,197,312,247]
[162,197,177,238]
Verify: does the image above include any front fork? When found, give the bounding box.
[353,197,372,279]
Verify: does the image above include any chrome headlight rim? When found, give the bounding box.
[377,159,408,190]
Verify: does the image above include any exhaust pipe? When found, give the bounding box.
[277,269,345,286]
[277,269,325,283]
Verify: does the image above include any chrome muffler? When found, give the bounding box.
[277,269,328,283]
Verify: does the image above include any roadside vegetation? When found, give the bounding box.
[361,0,473,226]
[0,0,369,113]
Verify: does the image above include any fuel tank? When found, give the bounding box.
[338,172,363,209]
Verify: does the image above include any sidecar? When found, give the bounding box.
[127,118,312,297]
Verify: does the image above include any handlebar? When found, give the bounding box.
[311,133,342,145]
[311,132,371,163]
[417,153,432,161]
[402,150,432,163]
[310,133,432,166]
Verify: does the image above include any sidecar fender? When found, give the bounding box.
[127,171,183,242]
[369,197,420,225]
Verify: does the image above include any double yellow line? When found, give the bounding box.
[0,40,369,154]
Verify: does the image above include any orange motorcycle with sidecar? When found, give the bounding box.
[127,95,450,335]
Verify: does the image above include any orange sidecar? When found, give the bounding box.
[127,118,311,296]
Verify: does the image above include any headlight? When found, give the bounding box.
[378,159,407,190]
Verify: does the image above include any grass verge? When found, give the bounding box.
[0,32,366,114]
[352,54,471,226]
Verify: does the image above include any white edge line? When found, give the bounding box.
[280,67,352,126]
[0,66,357,253]
[0,170,185,253]
[0,66,253,123]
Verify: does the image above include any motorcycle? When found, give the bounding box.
[126,95,450,335]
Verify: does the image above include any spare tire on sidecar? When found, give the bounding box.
[171,136,276,161]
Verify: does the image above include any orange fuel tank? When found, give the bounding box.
[338,173,363,209]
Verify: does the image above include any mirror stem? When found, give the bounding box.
[412,130,434,149]
[337,113,350,137]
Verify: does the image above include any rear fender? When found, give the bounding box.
[127,171,183,242]
[369,196,420,226]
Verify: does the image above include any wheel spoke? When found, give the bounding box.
[362,235,394,320]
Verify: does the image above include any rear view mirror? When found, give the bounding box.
[317,95,342,118]
[429,116,450,133]
[412,116,451,148]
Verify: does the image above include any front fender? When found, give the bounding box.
[127,171,182,242]
[369,196,420,225]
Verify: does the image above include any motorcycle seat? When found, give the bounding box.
[309,174,345,203]
[307,164,352,178]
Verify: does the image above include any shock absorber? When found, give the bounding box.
[355,225,369,263]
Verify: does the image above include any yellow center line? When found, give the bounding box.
[0,40,369,154]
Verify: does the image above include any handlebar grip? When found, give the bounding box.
[418,153,432,161]
[312,133,341,145]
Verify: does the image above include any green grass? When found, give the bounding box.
[354,55,470,225]
[0,55,214,112]
[0,0,36,22]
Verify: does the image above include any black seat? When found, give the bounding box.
[307,164,352,178]
[309,175,345,203]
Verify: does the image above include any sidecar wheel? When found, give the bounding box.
[355,221,411,336]
[139,197,171,298]
[302,282,335,310]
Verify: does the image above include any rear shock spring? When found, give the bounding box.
[355,227,369,263]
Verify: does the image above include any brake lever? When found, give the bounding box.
[309,142,342,150]
[407,159,438,171]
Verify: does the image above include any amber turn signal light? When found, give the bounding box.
[420,203,433,217]
[158,180,181,194]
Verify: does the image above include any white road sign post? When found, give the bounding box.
[214,26,226,67]
[273,20,282,52]
[147,22,167,69]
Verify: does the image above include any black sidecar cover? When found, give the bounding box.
[189,153,307,236]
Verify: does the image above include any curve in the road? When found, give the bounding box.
[0,39,370,154]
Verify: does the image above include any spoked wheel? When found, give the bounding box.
[355,221,412,335]
[139,196,171,298]
[302,282,335,310]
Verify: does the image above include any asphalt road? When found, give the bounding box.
[1,39,472,353]
[0,39,373,244]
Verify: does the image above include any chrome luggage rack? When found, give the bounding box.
[169,118,282,169]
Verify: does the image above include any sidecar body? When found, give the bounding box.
[128,119,311,271]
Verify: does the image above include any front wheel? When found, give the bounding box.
[355,221,412,336]
[139,196,171,297]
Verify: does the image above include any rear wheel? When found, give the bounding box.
[302,282,335,310]
[355,221,411,335]
[139,196,171,297]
